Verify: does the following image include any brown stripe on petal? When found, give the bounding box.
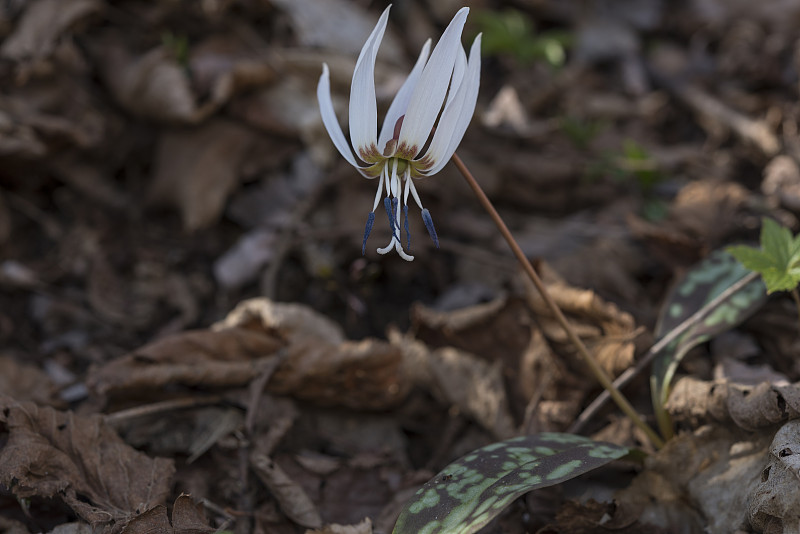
[358,144,383,164]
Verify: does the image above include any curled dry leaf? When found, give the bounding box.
[524,263,638,377]
[0,396,174,528]
[667,376,800,431]
[748,419,800,532]
[87,327,283,397]
[120,494,214,534]
[89,299,409,410]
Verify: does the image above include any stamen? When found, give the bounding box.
[371,168,385,212]
[362,212,375,255]
[421,208,439,248]
[384,197,399,240]
[402,205,410,250]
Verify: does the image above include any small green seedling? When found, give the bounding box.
[728,218,800,331]
[392,433,630,534]
[727,218,800,294]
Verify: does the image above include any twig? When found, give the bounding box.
[103,396,223,425]
[569,270,761,433]
[791,288,800,334]
[451,153,664,449]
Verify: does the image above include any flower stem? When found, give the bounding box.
[451,153,664,449]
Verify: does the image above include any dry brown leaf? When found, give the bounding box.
[148,119,255,231]
[391,330,515,439]
[748,420,800,532]
[87,327,284,397]
[251,453,323,529]
[120,494,214,534]
[613,424,769,533]
[0,396,174,529]
[305,518,373,534]
[90,299,409,410]
[0,356,57,406]
[524,263,639,377]
[0,0,101,62]
[268,338,407,410]
[213,298,345,346]
[667,376,800,431]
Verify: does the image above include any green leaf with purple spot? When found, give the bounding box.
[651,249,767,437]
[392,433,629,534]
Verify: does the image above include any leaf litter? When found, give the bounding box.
[3,0,800,532]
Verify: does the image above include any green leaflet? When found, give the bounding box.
[651,249,767,437]
[392,433,629,534]
[727,218,800,294]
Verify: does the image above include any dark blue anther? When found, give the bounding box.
[383,197,399,240]
[403,205,410,250]
[362,212,375,255]
[421,208,439,248]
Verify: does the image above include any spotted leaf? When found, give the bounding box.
[651,249,767,437]
[392,433,630,534]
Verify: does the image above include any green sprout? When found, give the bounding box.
[728,218,800,330]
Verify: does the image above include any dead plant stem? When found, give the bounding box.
[451,153,664,449]
[792,288,800,333]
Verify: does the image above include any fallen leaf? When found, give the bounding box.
[667,376,800,431]
[748,419,800,532]
[251,453,323,529]
[0,396,174,528]
[120,494,214,534]
[392,330,515,439]
[87,327,284,397]
[524,263,639,378]
[613,424,768,533]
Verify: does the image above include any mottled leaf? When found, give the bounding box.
[651,250,768,436]
[392,433,629,534]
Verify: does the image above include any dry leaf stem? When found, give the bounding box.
[451,153,664,449]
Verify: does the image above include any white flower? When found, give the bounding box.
[318,5,481,261]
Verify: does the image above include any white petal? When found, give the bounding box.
[420,33,481,176]
[317,63,360,168]
[349,6,391,158]
[445,44,467,109]
[396,7,469,157]
[377,39,432,152]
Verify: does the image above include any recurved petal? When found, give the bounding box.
[317,63,360,168]
[396,7,469,158]
[349,5,391,160]
[445,44,467,109]
[420,33,482,176]
[377,38,432,153]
